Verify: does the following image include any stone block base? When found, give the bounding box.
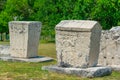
[109,65,120,71]
[0,56,53,62]
[0,45,53,62]
[42,65,112,78]
[0,45,10,57]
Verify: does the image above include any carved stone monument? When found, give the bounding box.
[9,21,41,58]
[98,26,120,70]
[0,21,52,62]
[42,20,112,77]
[56,20,101,68]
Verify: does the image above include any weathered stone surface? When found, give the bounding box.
[42,65,112,78]
[0,45,53,62]
[56,20,100,31]
[0,45,10,57]
[110,65,120,71]
[9,21,42,58]
[56,20,102,68]
[0,56,53,62]
[98,26,120,66]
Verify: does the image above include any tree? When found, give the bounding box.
[0,0,7,12]
[0,0,120,41]
[90,0,120,29]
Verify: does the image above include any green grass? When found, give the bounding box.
[0,41,10,45]
[38,43,56,59]
[0,41,120,80]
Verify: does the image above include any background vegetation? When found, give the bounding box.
[0,0,120,41]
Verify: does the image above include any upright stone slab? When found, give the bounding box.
[56,20,102,68]
[99,26,120,67]
[9,21,41,58]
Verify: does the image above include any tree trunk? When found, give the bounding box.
[0,33,1,41]
[3,33,6,41]
[6,33,9,41]
[0,32,3,41]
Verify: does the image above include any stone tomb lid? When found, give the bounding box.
[9,21,41,25]
[56,20,101,32]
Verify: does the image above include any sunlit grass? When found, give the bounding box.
[38,43,56,59]
[0,41,10,45]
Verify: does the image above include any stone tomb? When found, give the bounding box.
[9,21,41,58]
[42,20,112,77]
[56,20,101,68]
[98,26,120,71]
[0,21,53,62]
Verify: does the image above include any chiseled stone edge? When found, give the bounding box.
[0,56,53,62]
[42,66,112,78]
[42,65,112,78]
[106,65,120,71]
[55,20,101,32]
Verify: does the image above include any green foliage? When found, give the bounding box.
[90,0,120,29]
[0,0,6,11]
[0,11,11,33]
[0,0,120,40]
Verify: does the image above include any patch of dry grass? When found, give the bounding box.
[38,43,56,59]
[0,41,10,45]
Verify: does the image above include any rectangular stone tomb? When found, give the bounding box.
[9,21,41,58]
[55,20,102,68]
[99,27,120,66]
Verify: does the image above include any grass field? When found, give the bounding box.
[0,41,120,80]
